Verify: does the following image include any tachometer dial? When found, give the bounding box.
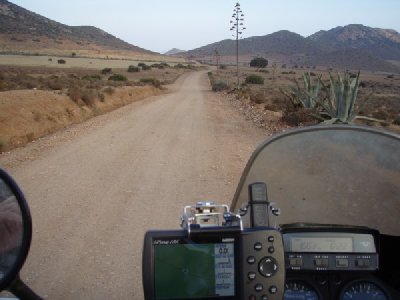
[284,281,319,300]
[341,281,389,300]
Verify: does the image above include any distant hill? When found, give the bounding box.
[184,25,400,72]
[0,0,157,57]
[185,31,322,57]
[309,24,400,60]
[164,48,186,55]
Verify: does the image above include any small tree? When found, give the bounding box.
[250,57,268,69]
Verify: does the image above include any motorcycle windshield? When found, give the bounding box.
[230,126,400,236]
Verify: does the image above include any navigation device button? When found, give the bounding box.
[289,257,303,267]
[268,246,275,254]
[248,272,256,280]
[269,285,278,294]
[258,257,278,277]
[255,283,264,292]
[254,242,263,251]
[247,256,256,264]
[336,258,349,268]
[268,236,274,242]
[314,258,329,267]
[261,295,269,300]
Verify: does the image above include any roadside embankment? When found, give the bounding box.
[0,85,163,152]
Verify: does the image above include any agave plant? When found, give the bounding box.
[320,72,361,124]
[281,72,322,109]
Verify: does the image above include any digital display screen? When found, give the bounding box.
[291,237,353,252]
[154,243,235,299]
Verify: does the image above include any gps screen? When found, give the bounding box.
[154,243,235,299]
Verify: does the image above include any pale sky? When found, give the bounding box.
[9,0,400,54]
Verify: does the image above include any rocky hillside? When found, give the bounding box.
[185,25,400,72]
[309,24,400,60]
[0,0,154,55]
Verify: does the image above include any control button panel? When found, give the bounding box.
[285,253,378,271]
[282,230,379,271]
[241,228,284,300]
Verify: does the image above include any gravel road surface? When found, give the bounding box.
[0,71,267,299]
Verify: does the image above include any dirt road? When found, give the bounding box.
[0,71,267,299]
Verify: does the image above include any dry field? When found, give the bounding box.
[0,54,188,69]
[210,65,400,130]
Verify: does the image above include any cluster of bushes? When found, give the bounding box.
[139,78,161,88]
[108,74,127,81]
[151,62,170,69]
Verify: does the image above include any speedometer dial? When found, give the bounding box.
[341,281,389,300]
[284,281,319,300]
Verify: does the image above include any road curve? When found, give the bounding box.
[0,71,267,299]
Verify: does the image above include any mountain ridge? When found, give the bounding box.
[184,24,400,72]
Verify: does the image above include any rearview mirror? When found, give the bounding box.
[0,168,32,291]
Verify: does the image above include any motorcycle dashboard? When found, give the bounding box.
[280,225,399,300]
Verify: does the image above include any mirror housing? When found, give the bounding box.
[0,168,32,292]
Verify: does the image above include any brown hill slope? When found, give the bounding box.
[0,0,156,57]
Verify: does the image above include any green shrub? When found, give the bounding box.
[128,65,140,72]
[141,65,151,70]
[138,62,147,67]
[212,80,229,92]
[245,75,264,84]
[174,63,187,69]
[108,74,127,81]
[57,59,66,64]
[101,68,112,74]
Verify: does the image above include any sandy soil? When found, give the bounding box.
[0,71,270,299]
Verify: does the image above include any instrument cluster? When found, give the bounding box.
[281,227,395,300]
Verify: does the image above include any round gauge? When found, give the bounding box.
[341,281,389,300]
[284,281,319,300]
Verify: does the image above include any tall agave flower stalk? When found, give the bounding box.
[321,72,361,124]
